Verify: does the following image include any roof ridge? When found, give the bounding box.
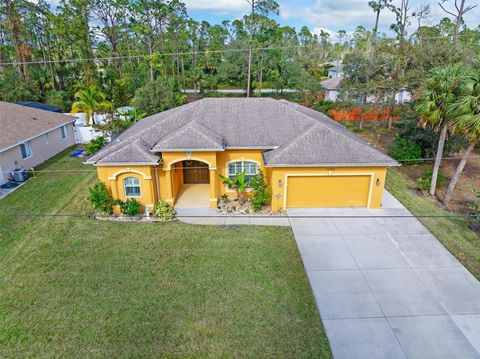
[150,118,224,151]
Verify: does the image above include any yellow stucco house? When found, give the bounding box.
[85,98,398,213]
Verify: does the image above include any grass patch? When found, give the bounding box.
[0,149,331,358]
[386,168,480,279]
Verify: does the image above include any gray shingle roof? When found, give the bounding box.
[87,98,398,167]
[0,101,75,152]
[151,120,224,151]
[321,76,342,90]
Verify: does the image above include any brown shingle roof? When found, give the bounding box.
[0,101,75,152]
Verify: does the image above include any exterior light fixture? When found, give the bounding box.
[278,179,283,187]
[376,178,381,186]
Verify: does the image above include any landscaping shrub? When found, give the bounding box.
[115,198,141,216]
[395,105,467,157]
[153,200,175,221]
[88,181,113,215]
[388,135,423,163]
[220,193,229,203]
[250,170,271,212]
[416,169,445,191]
[219,171,249,202]
[315,99,336,115]
[86,136,107,155]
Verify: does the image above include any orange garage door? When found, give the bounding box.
[286,175,371,208]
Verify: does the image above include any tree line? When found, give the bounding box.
[0,0,477,113]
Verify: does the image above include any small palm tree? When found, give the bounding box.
[219,171,249,202]
[443,67,480,207]
[71,86,112,126]
[415,64,465,196]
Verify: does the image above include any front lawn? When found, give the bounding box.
[0,149,331,358]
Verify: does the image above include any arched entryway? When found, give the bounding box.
[171,159,212,208]
[182,160,209,184]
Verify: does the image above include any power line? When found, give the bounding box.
[0,44,307,66]
[1,31,477,67]
[0,212,476,220]
[1,154,479,174]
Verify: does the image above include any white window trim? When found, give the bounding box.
[123,177,142,197]
[20,141,32,159]
[61,125,69,139]
[224,159,260,192]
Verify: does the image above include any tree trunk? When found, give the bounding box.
[181,57,185,92]
[429,124,448,196]
[443,141,477,207]
[246,46,252,97]
[148,41,154,82]
[453,0,465,44]
[387,92,394,129]
[259,56,263,96]
[371,8,380,64]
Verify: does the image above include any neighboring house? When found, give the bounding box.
[86,98,398,212]
[16,101,63,113]
[321,77,342,102]
[321,76,412,105]
[327,64,343,79]
[0,101,76,185]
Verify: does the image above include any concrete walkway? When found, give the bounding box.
[288,191,480,359]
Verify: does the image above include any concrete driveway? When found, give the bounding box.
[288,191,480,359]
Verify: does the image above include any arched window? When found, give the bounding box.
[123,177,141,197]
[228,161,258,186]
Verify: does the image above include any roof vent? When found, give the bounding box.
[32,117,39,121]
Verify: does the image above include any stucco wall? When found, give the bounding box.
[0,123,75,184]
[96,165,157,212]
[94,152,388,213]
[215,150,265,196]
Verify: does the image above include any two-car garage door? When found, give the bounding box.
[286,175,371,208]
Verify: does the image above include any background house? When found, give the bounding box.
[0,101,76,185]
[321,69,412,105]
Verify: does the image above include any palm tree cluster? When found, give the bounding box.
[71,86,113,126]
[415,62,480,208]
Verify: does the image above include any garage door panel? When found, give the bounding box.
[286,175,370,208]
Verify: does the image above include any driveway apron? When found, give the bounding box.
[288,190,480,359]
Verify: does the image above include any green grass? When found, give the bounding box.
[386,168,480,279]
[0,149,331,358]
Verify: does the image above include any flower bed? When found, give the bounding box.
[216,198,285,216]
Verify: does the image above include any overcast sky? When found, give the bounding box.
[184,0,479,37]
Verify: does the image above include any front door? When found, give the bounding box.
[183,160,209,184]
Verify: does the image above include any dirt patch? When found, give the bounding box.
[355,123,480,214]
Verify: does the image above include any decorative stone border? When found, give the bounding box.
[93,214,178,223]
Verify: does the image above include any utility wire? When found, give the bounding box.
[1,32,478,67]
[0,44,307,66]
[2,154,479,174]
[0,212,476,220]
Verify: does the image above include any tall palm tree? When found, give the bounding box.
[415,64,465,196]
[71,86,112,126]
[443,67,480,207]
